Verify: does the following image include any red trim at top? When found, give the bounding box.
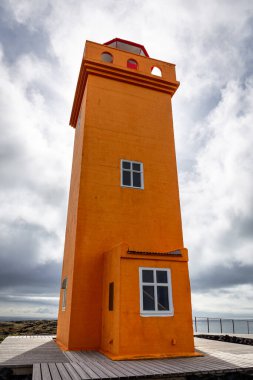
[104,38,149,57]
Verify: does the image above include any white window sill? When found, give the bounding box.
[121,185,144,190]
[140,312,174,317]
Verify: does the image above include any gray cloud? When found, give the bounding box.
[216,212,253,250]
[191,262,253,292]
[0,2,53,64]
[0,219,61,296]
[0,295,58,306]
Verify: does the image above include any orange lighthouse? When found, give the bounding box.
[56,38,196,359]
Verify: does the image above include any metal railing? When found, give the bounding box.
[193,317,253,334]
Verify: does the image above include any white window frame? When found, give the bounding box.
[139,267,174,317]
[61,278,68,311]
[121,160,144,189]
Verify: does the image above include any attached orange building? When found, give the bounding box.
[56,38,196,359]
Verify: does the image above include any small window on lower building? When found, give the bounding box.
[139,268,173,316]
[121,160,144,189]
[61,277,68,311]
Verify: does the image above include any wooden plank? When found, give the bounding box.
[145,358,185,374]
[48,363,61,380]
[79,360,110,378]
[88,352,110,362]
[78,352,98,364]
[91,358,133,378]
[33,364,42,380]
[120,361,150,376]
[158,357,230,374]
[90,361,119,378]
[71,362,92,379]
[56,363,73,380]
[41,363,52,380]
[77,361,103,379]
[0,336,68,365]
[98,360,136,377]
[69,351,132,378]
[133,360,172,375]
[77,355,118,378]
[123,361,158,376]
[64,363,82,380]
[65,351,80,363]
[159,357,209,374]
[111,361,146,377]
[194,357,237,371]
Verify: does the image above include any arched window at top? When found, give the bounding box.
[127,59,138,70]
[101,52,113,63]
[151,66,162,77]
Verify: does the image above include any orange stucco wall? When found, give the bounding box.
[56,87,88,348]
[56,40,195,357]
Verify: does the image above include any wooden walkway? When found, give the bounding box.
[0,336,68,365]
[1,336,253,379]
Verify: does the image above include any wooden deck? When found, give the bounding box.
[0,336,68,366]
[1,336,253,379]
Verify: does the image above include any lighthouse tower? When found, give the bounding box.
[56,38,196,359]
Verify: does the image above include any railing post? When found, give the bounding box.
[207,317,210,333]
[232,319,235,334]
[220,318,222,333]
[247,320,249,334]
[195,316,197,333]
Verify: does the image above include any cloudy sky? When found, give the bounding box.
[0,0,252,320]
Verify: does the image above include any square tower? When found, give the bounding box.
[56,38,196,359]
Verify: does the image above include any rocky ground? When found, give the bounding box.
[0,320,57,343]
[196,334,253,346]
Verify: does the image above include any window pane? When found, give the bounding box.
[156,270,168,283]
[62,289,67,309]
[132,163,141,171]
[157,286,169,311]
[127,59,138,69]
[101,52,113,63]
[143,286,155,310]
[122,161,131,169]
[133,172,141,187]
[122,170,131,186]
[142,270,154,283]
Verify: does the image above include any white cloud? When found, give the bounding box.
[0,43,73,262]
[182,78,253,273]
[192,284,253,317]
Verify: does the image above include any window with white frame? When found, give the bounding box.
[121,160,144,189]
[61,278,68,311]
[139,268,173,316]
